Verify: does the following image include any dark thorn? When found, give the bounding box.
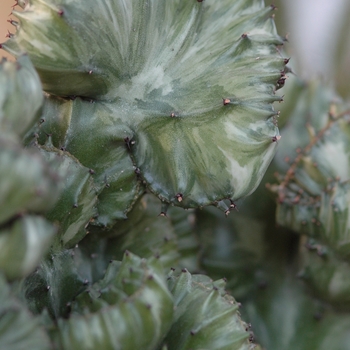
[159,211,167,217]
[58,9,64,16]
[46,286,51,291]
[270,4,277,10]
[39,118,45,124]
[284,57,290,65]
[83,279,89,285]
[190,331,195,336]
[229,200,238,211]
[241,33,248,39]
[272,135,281,142]
[170,267,175,271]
[124,137,135,150]
[170,112,176,118]
[105,183,110,188]
[134,167,141,175]
[60,147,66,151]
[73,203,78,208]
[89,169,95,174]
[175,193,183,202]
[277,77,286,87]
[7,19,17,26]
[182,268,188,273]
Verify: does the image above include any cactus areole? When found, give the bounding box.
[3,0,287,216]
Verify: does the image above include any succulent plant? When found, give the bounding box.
[3,0,287,224]
[243,270,350,350]
[162,268,257,350]
[270,80,350,309]
[2,0,350,349]
[0,56,64,281]
[54,252,174,350]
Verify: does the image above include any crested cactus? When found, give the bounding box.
[162,268,257,350]
[54,252,174,350]
[2,0,350,349]
[0,274,51,350]
[0,56,64,280]
[3,0,287,222]
[271,81,350,308]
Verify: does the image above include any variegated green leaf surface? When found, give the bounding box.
[0,274,51,350]
[100,194,180,271]
[24,249,88,319]
[243,271,350,350]
[0,216,55,281]
[0,56,67,283]
[162,269,258,350]
[298,240,350,310]
[26,96,142,227]
[54,252,173,350]
[76,193,199,275]
[273,80,338,173]
[38,144,98,248]
[270,81,350,308]
[0,55,42,138]
[0,56,62,225]
[4,0,288,215]
[0,136,62,225]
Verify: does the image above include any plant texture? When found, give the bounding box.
[4,0,287,224]
[2,0,350,349]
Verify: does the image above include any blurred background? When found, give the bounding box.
[1,0,16,61]
[1,0,350,95]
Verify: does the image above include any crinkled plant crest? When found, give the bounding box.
[2,0,288,226]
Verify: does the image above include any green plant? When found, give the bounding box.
[1,0,350,349]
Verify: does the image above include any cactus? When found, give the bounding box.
[2,0,350,349]
[3,0,287,221]
[243,270,350,350]
[0,56,64,281]
[162,268,257,350]
[0,274,51,350]
[54,252,174,350]
[271,81,350,309]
